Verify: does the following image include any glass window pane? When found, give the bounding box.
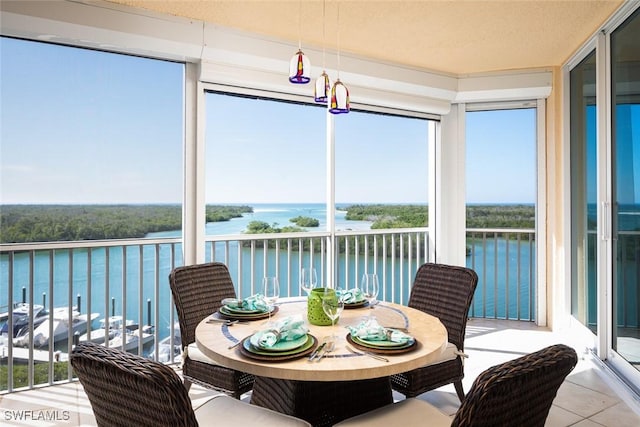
[611,7,640,371]
[334,111,429,212]
[0,37,184,241]
[570,50,598,332]
[0,37,184,386]
[334,111,430,299]
[466,108,537,320]
[204,92,326,235]
[466,109,537,205]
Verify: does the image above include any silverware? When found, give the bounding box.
[228,339,244,349]
[207,318,238,325]
[308,342,327,362]
[227,332,256,349]
[315,340,335,362]
[382,326,409,333]
[346,345,389,362]
[208,318,249,325]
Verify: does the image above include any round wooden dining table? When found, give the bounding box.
[196,298,447,426]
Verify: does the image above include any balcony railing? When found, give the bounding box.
[0,227,534,393]
[466,228,536,321]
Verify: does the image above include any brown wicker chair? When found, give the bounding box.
[169,262,254,398]
[71,341,311,427]
[391,263,479,402]
[336,344,579,427]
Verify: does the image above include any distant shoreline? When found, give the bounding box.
[0,203,537,244]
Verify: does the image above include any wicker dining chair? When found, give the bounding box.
[71,341,310,427]
[169,262,254,398]
[391,263,479,402]
[336,344,579,427]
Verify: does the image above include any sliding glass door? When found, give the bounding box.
[570,5,640,390]
[610,7,640,378]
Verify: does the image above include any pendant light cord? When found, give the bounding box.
[336,1,341,79]
[298,0,302,50]
[322,0,326,69]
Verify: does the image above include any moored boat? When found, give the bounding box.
[105,323,154,352]
[0,303,49,338]
[79,316,134,344]
[150,322,181,362]
[13,307,99,348]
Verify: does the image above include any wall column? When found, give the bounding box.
[434,103,467,266]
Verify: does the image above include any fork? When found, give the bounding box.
[227,331,258,349]
[382,325,409,333]
[207,318,239,325]
[316,339,335,362]
[346,345,389,362]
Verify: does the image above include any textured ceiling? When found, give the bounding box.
[106,0,623,75]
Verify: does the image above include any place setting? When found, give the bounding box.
[335,273,380,309]
[216,293,278,321]
[337,288,368,309]
[238,314,318,361]
[346,316,417,355]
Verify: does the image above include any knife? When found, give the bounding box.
[308,342,326,362]
[360,349,389,363]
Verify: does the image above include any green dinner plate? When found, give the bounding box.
[346,334,418,355]
[219,305,277,320]
[249,331,308,352]
[343,300,368,309]
[243,334,314,356]
[351,334,415,349]
[222,305,264,314]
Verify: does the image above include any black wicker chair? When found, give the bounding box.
[336,344,579,427]
[169,262,254,398]
[71,342,310,427]
[391,263,479,402]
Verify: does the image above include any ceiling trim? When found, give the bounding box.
[455,71,553,103]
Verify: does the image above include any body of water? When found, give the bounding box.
[1,203,537,347]
[148,203,374,238]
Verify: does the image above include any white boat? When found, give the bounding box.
[79,316,134,344]
[106,323,154,352]
[150,322,182,363]
[0,303,49,338]
[14,307,99,348]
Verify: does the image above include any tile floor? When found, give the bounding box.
[1,319,639,426]
[418,319,640,427]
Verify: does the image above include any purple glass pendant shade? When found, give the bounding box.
[314,71,331,103]
[329,79,350,114]
[289,50,311,84]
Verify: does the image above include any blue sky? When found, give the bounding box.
[1,37,183,204]
[466,109,536,204]
[1,36,537,205]
[205,94,431,204]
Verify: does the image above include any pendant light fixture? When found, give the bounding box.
[329,2,349,114]
[329,79,349,114]
[315,71,331,103]
[314,0,331,103]
[289,1,311,84]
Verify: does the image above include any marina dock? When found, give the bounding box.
[0,345,68,364]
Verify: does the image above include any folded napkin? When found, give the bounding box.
[347,317,412,344]
[221,294,268,312]
[257,315,308,348]
[337,288,365,303]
